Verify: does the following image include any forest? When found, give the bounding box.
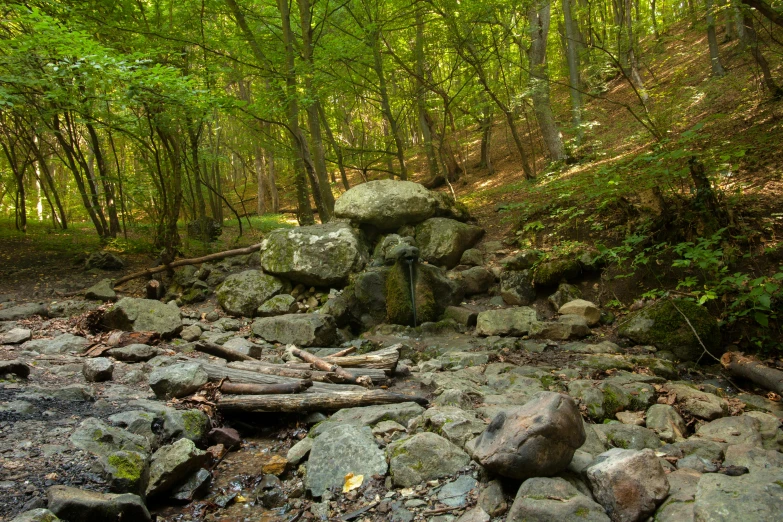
[2,0,783,349]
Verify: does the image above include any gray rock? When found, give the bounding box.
[46,299,100,318]
[106,344,163,362]
[652,468,701,522]
[500,250,542,270]
[438,352,490,371]
[744,411,783,450]
[216,270,285,317]
[443,306,478,327]
[148,363,208,399]
[388,432,469,487]
[646,404,687,442]
[594,424,662,450]
[287,437,313,465]
[478,479,508,517]
[0,327,32,344]
[310,402,424,437]
[385,261,464,325]
[585,448,669,522]
[20,384,94,402]
[672,438,725,462]
[222,337,266,358]
[695,415,763,447]
[21,333,90,355]
[180,324,201,342]
[437,475,478,508]
[506,477,610,522]
[562,341,620,354]
[251,314,336,347]
[559,299,601,326]
[617,299,721,362]
[473,392,586,480]
[47,486,150,522]
[455,508,490,522]
[84,279,117,302]
[0,360,30,378]
[260,222,368,286]
[0,303,48,321]
[171,468,211,502]
[257,294,297,317]
[500,269,536,306]
[666,383,728,420]
[334,179,439,230]
[85,251,125,270]
[419,406,487,447]
[146,438,209,497]
[10,509,60,522]
[533,256,581,287]
[102,297,182,338]
[82,358,114,382]
[548,284,582,310]
[475,307,539,336]
[460,248,484,266]
[70,418,150,458]
[693,468,783,521]
[373,234,417,265]
[454,267,495,296]
[530,315,590,340]
[415,218,484,268]
[114,401,209,444]
[723,443,783,472]
[102,450,148,494]
[676,454,718,473]
[305,425,387,497]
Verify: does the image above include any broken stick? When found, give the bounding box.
[194,341,256,362]
[721,351,783,395]
[289,346,372,387]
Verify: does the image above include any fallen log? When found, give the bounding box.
[218,389,428,412]
[198,361,361,393]
[227,361,388,384]
[319,345,400,371]
[194,341,256,362]
[220,380,312,395]
[113,242,263,288]
[290,346,372,387]
[721,352,783,395]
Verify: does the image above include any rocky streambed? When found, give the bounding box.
[0,180,782,522]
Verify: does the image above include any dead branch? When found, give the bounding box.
[217,389,428,412]
[113,242,263,288]
[289,346,373,387]
[721,352,783,395]
[194,341,256,362]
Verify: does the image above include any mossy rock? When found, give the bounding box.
[533,257,581,287]
[104,450,148,495]
[385,261,459,326]
[618,299,721,362]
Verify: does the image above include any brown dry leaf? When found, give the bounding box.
[767,392,781,402]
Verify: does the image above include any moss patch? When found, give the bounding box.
[107,452,144,481]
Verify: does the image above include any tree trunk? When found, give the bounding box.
[563,0,584,144]
[317,102,350,191]
[706,0,727,76]
[743,12,783,97]
[220,380,313,395]
[218,389,428,413]
[721,352,783,394]
[297,0,334,221]
[415,10,440,181]
[371,30,407,180]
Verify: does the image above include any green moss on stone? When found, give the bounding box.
[385,262,440,325]
[108,453,144,481]
[181,410,206,437]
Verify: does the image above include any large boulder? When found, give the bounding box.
[216,270,286,317]
[0,302,48,321]
[47,486,151,522]
[259,222,368,286]
[102,298,182,338]
[251,314,337,347]
[617,299,721,362]
[500,270,536,306]
[415,218,484,269]
[146,438,209,497]
[476,307,539,336]
[472,392,585,480]
[385,261,463,325]
[305,425,388,497]
[334,180,439,230]
[585,448,669,522]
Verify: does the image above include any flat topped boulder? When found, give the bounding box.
[102,297,182,338]
[216,270,285,317]
[260,222,368,287]
[334,180,439,230]
[251,313,337,347]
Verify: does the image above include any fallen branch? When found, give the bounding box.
[113,242,263,288]
[220,379,312,395]
[194,341,256,362]
[218,389,428,412]
[721,352,783,395]
[290,346,372,387]
[228,361,388,385]
[330,346,357,357]
[197,360,362,393]
[319,345,400,371]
